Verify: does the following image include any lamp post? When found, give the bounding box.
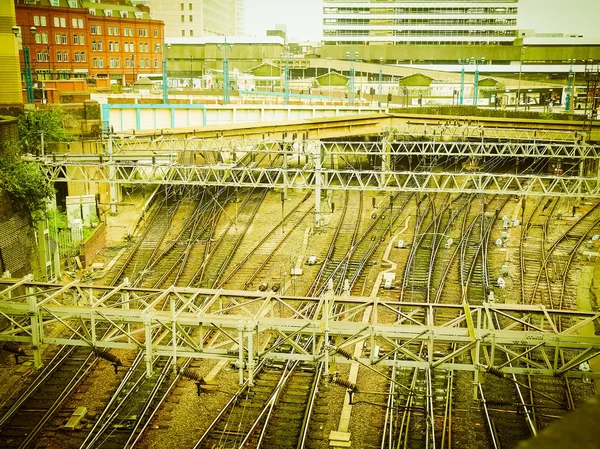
[345,51,358,105]
[281,48,291,105]
[378,57,383,108]
[473,57,485,106]
[217,37,233,104]
[565,58,575,112]
[162,43,170,104]
[458,58,465,105]
[12,25,37,104]
[515,46,525,111]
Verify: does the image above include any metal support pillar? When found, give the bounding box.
[144,316,153,377]
[381,136,390,186]
[283,54,290,106]
[162,57,168,104]
[314,145,323,228]
[473,59,483,106]
[565,63,574,111]
[247,322,254,387]
[459,60,465,105]
[223,57,230,104]
[171,298,177,375]
[323,286,331,377]
[218,38,233,105]
[378,58,383,108]
[24,46,34,104]
[238,321,245,385]
[28,288,42,368]
[108,134,118,214]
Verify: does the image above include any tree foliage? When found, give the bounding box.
[17,108,73,154]
[0,142,55,221]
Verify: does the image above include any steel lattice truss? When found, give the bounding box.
[41,160,600,197]
[384,124,587,143]
[66,136,600,160]
[1,278,599,380]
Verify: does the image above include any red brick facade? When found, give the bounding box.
[14,1,164,87]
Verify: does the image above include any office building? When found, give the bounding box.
[149,0,236,38]
[322,0,519,45]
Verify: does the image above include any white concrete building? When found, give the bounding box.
[322,0,519,45]
[149,0,236,38]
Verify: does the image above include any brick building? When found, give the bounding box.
[14,0,164,86]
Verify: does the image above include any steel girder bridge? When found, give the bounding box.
[0,278,599,387]
[41,127,600,195]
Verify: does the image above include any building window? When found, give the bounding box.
[120,11,128,18]
[35,34,42,43]
[60,17,66,27]
[115,58,120,68]
[154,58,158,68]
[78,19,83,28]
[91,25,97,35]
[114,42,119,52]
[181,3,184,11]
[33,16,40,26]
[61,34,67,44]
[98,57,104,68]
[189,15,193,22]
[63,52,68,62]
[36,50,43,61]
[114,27,119,36]
[68,0,77,7]
[155,43,161,52]
[57,52,63,62]
[74,52,80,62]
[108,27,113,35]
[40,16,47,26]
[181,15,185,23]
[54,17,60,27]
[72,18,78,28]
[189,2,192,9]
[109,58,114,68]
[109,41,114,52]
[79,34,85,45]
[41,33,48,44]
[50,0,59,6]
[190,30,193,37]
[92,57,98,68]
[105,10,112,17]
[43,51,49,62]
[92,41,96,51]
[55,34,61,44]
[154,29,158,38]
[81,52,86,62]
[97,41,103,51]
[73,34,79,44]
[182,30,185,37]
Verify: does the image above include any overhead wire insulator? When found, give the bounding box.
[179,367,204,383]
[95,348,123,366]
[336,348,355,361]
[486,366,504,378]
[331,377,359,393]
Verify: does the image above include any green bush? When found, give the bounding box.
[0,142,54,221]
